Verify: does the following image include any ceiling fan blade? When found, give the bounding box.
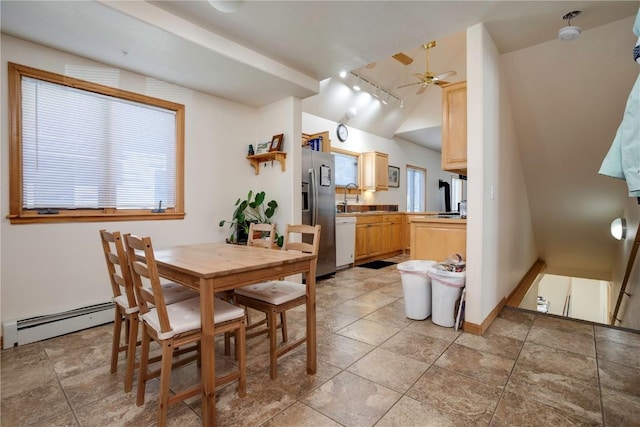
[416,84,430,95]
[397,81,422,89]
[392,52,413,65]
[434,70,457,81]
[365,62,377,69]
[434,80,450,86]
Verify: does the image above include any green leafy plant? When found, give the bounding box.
[219,190,283,246]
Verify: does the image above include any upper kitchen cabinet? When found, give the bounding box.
[441,81,467,176]
[361,151,388,191]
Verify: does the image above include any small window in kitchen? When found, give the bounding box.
[332,148,359,187]
[406,165,426,212]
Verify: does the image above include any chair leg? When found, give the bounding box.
[124,314,139,393]
[237,321,246,397]
[268,311,278,380]
[280,312,288,342]
[111,309,122,374]
[157,341,174,427]
[224,331,231,356]
[136,327,151,407]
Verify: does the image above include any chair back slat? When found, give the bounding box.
[247,223,277,249]
[99,229,137,310]
[124,234,172,334]
[283,224,321,264]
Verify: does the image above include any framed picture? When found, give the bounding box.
[255,141,270,154]
[270,133,284,152]
[388,165,400,188]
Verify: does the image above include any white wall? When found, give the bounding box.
[302,113,451,212]
[465,24,538,326]
[0,35,297,324]
[611,198,640,329]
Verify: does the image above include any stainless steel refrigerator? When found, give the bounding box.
[301,149,336,278]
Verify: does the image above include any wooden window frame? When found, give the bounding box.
[331,147,361,195]
[7,62,185,224]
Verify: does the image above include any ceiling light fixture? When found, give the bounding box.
[339,70,347,78]
[348,71,401,106]
[208,0,245,13]
[558,10,582,41]
[353,76,361,91]
[611,218,627,240]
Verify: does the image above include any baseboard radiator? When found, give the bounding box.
[2,302,114,349]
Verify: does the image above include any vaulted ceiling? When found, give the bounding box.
[2,0,638,278]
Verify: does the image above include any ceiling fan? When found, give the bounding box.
[397,41,456,95]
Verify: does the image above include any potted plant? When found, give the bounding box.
[219,190,283,246]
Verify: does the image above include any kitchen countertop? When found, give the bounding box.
[337,211,466,222]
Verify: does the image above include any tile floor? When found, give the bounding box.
[2,255,640,426]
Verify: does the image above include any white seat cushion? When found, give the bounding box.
[142,297,245,340]
[113,295,139,314]
[235,281,306,305]
[142,282,198,306]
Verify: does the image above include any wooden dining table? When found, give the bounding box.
[151,242,318,426]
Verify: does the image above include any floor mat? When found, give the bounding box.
[358,260,397,269]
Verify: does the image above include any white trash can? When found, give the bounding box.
[397,260,436,320]
[428,266,466,327]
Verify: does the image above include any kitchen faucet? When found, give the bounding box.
[343,183,359,206]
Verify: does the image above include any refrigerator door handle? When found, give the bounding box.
[310,167,318,226]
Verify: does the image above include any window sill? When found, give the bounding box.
[7,211,186,224]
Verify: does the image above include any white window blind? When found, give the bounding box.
[406,166,426,212]
[21,76,176,210]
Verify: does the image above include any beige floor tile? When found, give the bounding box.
[315,309,359,333]
[490,391,600,426]
[380,329,451,364]
[527,316,596,357]
[435,343,515,387]
[497,307,536,326]
[376,395,474,427]
[601,385,640,427]
[506,360,601,423]
[407,366,503,425]
[303,371,401,427]
[0,378,73,426]
[262,402,342,427]
[517,342,598,385]
[347,348,429,393]
[363,300,413,328]
[598,359,640,398]
[317,333,374,369]
[483,316,531,341]
[404,319,462,342]
[454,330,523,360]
[595,334,640,369]
[337,319,400,346]
[330,299,381,317]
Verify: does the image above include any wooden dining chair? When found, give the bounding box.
[247,222,277,248]
[99,229,140,393]
[234,224,321,379]
[99,229,200,392]
[124,234,246,427]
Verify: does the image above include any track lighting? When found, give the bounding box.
[347,71,401,106]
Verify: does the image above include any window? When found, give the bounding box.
[451,174,467,210]
[332,148,360,187]
[406,165,426,212]
[8,63,185,224]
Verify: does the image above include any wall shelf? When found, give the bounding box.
[246,151,286,175]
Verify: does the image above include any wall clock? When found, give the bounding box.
[336,123,349,142]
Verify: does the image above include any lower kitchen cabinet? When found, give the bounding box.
[355,214,403,262]
[410,218,466,262]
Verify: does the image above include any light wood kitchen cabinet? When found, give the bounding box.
[380,214,403,253]
[355,216,382,260]
[361,151,389,191]
[410,217,466,262]
[441,81,467,176]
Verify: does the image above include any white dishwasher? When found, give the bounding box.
[335,216,357,269]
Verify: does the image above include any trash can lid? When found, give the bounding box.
[397,260,437,272]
